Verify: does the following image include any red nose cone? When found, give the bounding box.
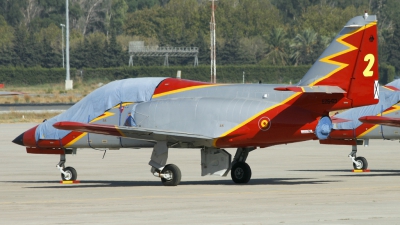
[23,125,38,147]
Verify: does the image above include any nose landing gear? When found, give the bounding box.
[57,153,78,181]
[348,145,368,170]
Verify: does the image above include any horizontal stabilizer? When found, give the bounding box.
[274,86,346,94]
[53,121,213,147]
[359,116,400,127]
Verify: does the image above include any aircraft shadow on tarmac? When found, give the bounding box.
[3,178,338,188]
[291,169,400,177]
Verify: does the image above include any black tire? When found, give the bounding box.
[353,157,368,170]
[231,162,252,184]
[61,167,78,181]
[161,164,181,186]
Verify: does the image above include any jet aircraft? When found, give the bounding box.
[323,79,400,170]
[0,91,23,96]
[13,13,380,186]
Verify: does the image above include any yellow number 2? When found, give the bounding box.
[363,54,375,77]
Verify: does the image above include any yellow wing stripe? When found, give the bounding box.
[309,22,376,87]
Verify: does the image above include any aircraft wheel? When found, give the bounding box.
[61,167,78,181]
[231,162,252,184]
[353,157,368,170]
[161,164,181,186]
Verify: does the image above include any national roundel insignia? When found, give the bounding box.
[258,117,271,131]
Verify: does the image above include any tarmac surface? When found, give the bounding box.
[1,123,400,224]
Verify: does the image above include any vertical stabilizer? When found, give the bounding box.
[298,14,379,107]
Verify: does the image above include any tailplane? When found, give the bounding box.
[298,13,379,107]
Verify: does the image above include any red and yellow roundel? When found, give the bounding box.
[258,117,271,131]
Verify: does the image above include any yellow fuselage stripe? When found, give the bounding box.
[213,92,302,146]
[152,84,223,99]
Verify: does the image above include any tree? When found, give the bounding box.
[158,0,170,7]
[124,7,162,39]
[387,24,400,73]
[107,31,124,67]
[261,27,289,66]
[40,36,61,68]
[290,29,318,65]
[0,46,14,66]
[24,30,40,67]
[0,15,14,49]
[271,0,316,23]
[0,0,25,26]
[219,34,256,65]
[299,4,358,37]
[110,0,128,35]
[82,32,107,68]
[80,0,108,35]
[70,39,87,69]
[12,26,28,67]
[193,31,209,65]
[126,0,158,13]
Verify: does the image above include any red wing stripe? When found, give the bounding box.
[54,122,123,136]
[359,116,400,127]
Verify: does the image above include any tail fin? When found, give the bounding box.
[298,13,379,107]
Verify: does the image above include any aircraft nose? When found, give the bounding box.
[12,132,25,146]
[12,125,38,147]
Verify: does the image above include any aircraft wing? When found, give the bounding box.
[0,91,23,96]
[359,116,400,128]
[53,121,213,147]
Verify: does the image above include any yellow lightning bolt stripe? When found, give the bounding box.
[382,86,396,91]
[90,112,115,123]
[357,105,400,138]
[64,111,116,147]
[309,22,377,87]
[65,132,88,148]
[112,102,134,108]
[152,84,224,99]
[212,92,302,146]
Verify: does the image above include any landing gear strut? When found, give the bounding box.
[149,141,181,186]
[57,153,78,181]
[231,147,255,184]
[348,145,368,170]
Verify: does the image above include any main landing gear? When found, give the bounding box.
[148,145,256,186]
[348,145,368,170]
[230,147,255,184]
[149,141,181,186]
[57,151,78,181]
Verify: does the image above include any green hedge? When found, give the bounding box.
[0,65,312,86]
[0,67,68,85]
[379,63,396,84]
